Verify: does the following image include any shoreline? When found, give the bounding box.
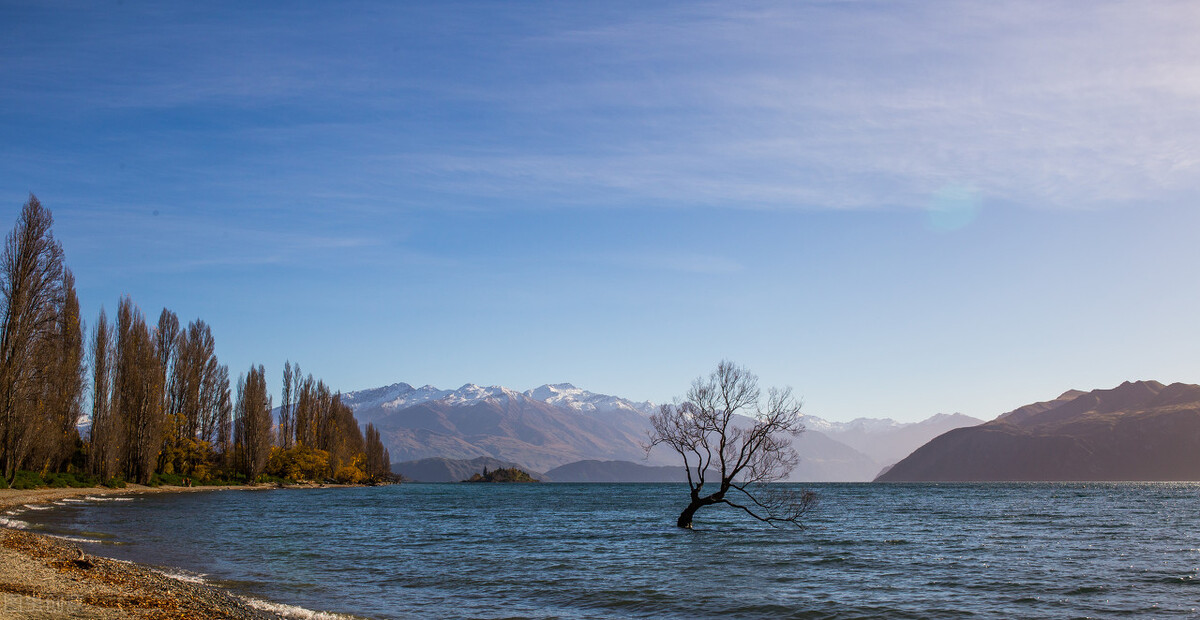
[0,484,352,619]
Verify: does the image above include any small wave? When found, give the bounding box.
[154,568,208,584]
[60,498,84,503]
[47,534,104,544]
[22,504,52,511]
[241,597,361,620]
[0,516,29,529]
[84,495,133,502]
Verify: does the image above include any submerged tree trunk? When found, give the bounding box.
[677,501,702,529]
[676,492,722,529]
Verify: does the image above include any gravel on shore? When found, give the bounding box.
[0,485,294,620]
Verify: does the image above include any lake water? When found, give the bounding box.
[11,483,1200,618]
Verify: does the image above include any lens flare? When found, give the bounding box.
[926,184,981,231]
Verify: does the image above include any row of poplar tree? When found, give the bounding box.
[0,195,391,486]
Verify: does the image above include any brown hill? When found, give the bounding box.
[876,381,1200,481]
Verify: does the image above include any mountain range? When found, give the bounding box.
[343,381,983,481]
[877,380,1200,481]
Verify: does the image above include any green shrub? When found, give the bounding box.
[149,472,185,487]
[55,472,98,488]
[103,477,127,489]
[10,471,45,490]
[0,476,8,489]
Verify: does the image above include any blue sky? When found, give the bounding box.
[3,1,1199,422]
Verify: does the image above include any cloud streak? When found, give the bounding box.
[4,0,1198,219]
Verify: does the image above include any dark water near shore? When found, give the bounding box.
[13,483,1200,618]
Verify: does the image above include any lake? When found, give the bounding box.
[13,482,1200,618]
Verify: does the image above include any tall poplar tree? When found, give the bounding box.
[35,270,85,471]
[114,297,164,484]
[88,308,118,479]
[279,361,294,449]
[234,364,272,482]
[0,196,72,483]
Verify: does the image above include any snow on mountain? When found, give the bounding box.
[344,380,657,418]
[441,384,525,406]
[802,414,958,435]
[342,382,454,414]
[812,411,985,468]
[524,383,656,416]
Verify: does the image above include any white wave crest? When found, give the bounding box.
[22,504,52,510]
[241,597,360,620]
[48,534,103,544]
[83,495,133,502]
[155,569,208,584]
[0,516,29,529]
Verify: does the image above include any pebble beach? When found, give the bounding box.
[0,486,289,620]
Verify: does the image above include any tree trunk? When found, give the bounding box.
[677,499,703,529]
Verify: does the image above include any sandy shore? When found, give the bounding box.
[0,485,299,620]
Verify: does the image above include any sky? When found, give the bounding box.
[2,0,1199,423]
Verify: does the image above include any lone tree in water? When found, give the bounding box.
[649,361,816,529]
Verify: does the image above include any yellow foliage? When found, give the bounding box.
[268,445,332,482]
[333,464,366,484]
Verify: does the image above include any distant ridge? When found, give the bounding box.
[392,457,547,483]
[543,460,687,483]
[878,380,1200,482]
[347,379,982,480]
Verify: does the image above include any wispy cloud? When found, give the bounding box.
[373,0,1200,211]
[4,0,1198,216]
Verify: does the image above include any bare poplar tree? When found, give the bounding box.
[279,361,294,449]
[216,368,233,467]
[648,361,816,529]
[234,365,272,482]
[290,363,301,436]
[163,318,225,475]
[0,195,68,482]
[205,363,230,445]
[88,308,118,479]
[153,309,179,472]
[364,423,389,479]
[324,393,364,477]
[114,297,164,484]
[154,310,179,387]
[293,373,315,447]
[37,270,85,471]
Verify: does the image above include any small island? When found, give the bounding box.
[462,467,539,483]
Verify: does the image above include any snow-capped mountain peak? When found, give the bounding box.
[342,382,452,413]
[442,383,526,406]
[524,383,656,416]
[344,379,658,419]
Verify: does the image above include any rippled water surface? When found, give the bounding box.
[16,483,1200,618]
